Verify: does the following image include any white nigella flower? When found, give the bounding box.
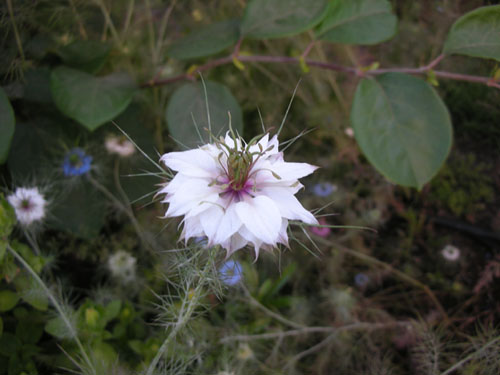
[441,244,460,262]
[159,132,319,258]
[7,187,47,226]
[105,135,136,157]
[108,250,137,282]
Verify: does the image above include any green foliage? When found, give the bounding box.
[166,80,243,148]
[241,0,329,39]
[350,73,452,189]
[0,195,16,240]
[444,5,500,61]
[56,40,112,74]
[168,20,240,60]
[49,180,106,239]
[430,153,494,217]
[0,87,15,164]
[316,0,398,45]
[0,291,19,312]
[50,67,136,131]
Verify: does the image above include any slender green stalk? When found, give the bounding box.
[6,243,96,374]
[6,0,25,63]
[440,336,500,375]
[94,0,121,45]
[87,175,157,253]
[145,260,212,375]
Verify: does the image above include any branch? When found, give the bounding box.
[141,53,499,89]
[220,321,409,343]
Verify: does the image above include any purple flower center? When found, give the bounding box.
[20,199,32,211]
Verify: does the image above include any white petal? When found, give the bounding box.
[258,188,318,225]
[266,161,318,182]
[234,195,282,245]
[161,148,220,178]
[198,205,225,245]
[221,233,248,257]
[213,203,242,244]
[278,219,289,247]
[164,179,220,218]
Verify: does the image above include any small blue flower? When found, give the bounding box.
[193,236,208,245]
[354,273,370,287]
[312,182,337,197]
[62,148,93,176]
[219,260,243,286]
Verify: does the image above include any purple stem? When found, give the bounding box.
[140,54,499,89]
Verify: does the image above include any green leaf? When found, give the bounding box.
[57,40,111,73]
[14,275,48,311]
[316,0,397,45]
[51,66,136,131]
[23,68,52,103]
[49,180,106,239]
[166,81,243,148]
[350,73,452,189]
[0,333,20,356]
[103,300,121,323]
[0,194,16,238]
[0,290,19,312]
[168,20,240,60]
[443,5,500,61]
[45,316,73,339]
[0,87,15,163]
[241,0,329,39]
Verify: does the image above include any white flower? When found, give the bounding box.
[344,127,354,138]
[108,250,137,282]
[7,187,47,226]
[105,136,135,157]
[159,132,318,258]
[441,245,460,262]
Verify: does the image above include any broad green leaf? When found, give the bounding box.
[0,87,15,163]
[241,0,329,39]
[51,66,136,131]
[49,180,106,239]
[168,20,240,60]
[0,290,19,312]
[45,316,73,339]
[166,81,243,148]
[316,0,397,45]
[443,5,500,61]
[57,40,111,73]
[103,300,122,323]
[14,275,48,311]
[350,73,452,189]
[0,333,20,356]
[23,68,52,103]
[0,194,16,238]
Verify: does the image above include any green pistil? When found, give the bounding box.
[21,199,31,209]
[69,153,83,167]
[227,149,253,191]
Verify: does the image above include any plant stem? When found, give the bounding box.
[145,259,211,375]
[6,0,25,63]
[220,321,408,343]
[6,243,95,374]
[440,335,500,375]
[330,241,451,326]
[141,54,499,89]
[87,175,157,253]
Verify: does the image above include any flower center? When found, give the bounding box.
[20,199,32,211]
[69,153,83,168]
[226,150,253,191]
